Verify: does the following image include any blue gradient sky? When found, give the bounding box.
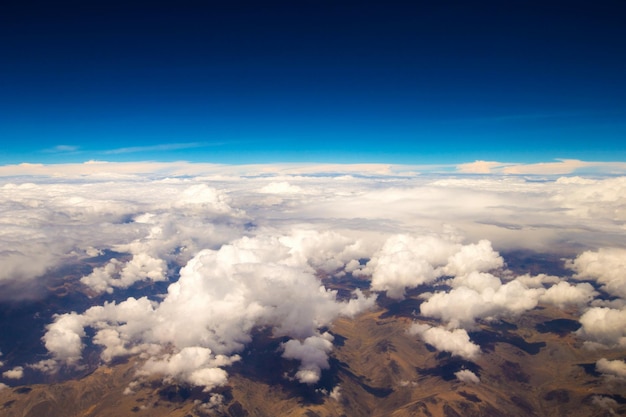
[1,0,625,164]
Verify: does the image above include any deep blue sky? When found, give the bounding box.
[1,0,625,164]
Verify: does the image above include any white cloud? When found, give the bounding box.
[80,253,166,294]
[363,234,456,299]
[577,307,626,349]
[259,181,303,194]
[456,160,503,174]
[42,312,87,365]
[329,385,342,401]
[455,369,480,383]
[567,248,626,299]
[420,280,544,328]
[361,235,502,300]
[539,281,597,308]
[2,366,24,380]
[501,159,591,175]
[443,240,504,277]
[592,395,618,412]
[515,273,561,288]
[449,271,502,292]
[2,164,625,298]
[408,323,480,360]
[282,333,334,384]
[28,359,59,374]
[41,232,376,388]
[596,358,626,380]
[141,347,237,391]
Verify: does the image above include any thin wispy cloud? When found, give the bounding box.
[41,145,81,153]
[102,142,215,155]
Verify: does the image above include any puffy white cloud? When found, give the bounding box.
[282,333,334,384]
[443,240,503,277]
[455,369,480,383]
[596,358,626,381]
[567,248,626,299]
[141,347,237,391]
[420,280,544,328]
[449,272,502,292]
[592,395,618,411]
[41,232,376,388]
[329,385,342,401]
[80,253,166,294]
[539,281,597,308]
[28,359,59,374]
[279,229,374,275]
[408,323,480,360]
[363,234,455,299]
[362,235,502,300]
[2,366,24,380]
[515,273,561,288]
[42,313,87,365]
[577,307,626,349]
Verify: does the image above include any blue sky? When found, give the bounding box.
[1,0,625,165]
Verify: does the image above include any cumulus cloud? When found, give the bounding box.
[443,240,504,277]
[596,358,626,381]
[576,307,626,349]
[80,254,166,294]
[408,323,480,360]
[42,313,87,365]
[282,333,334,384]
[2,366,24,380]
[360,235,502,299]
[567,248,626,299]
[539,281,597,308]
[361,234,455,299]
[592,395,618,412]
[141,347,237,390]
[515,273,561,288]
[329,385,342,401]
[40,232,376,388]
[279,229,374,276]
[455,369,480,383]
[420,279,544,328]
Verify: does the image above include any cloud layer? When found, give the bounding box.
[0,162,625,389]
